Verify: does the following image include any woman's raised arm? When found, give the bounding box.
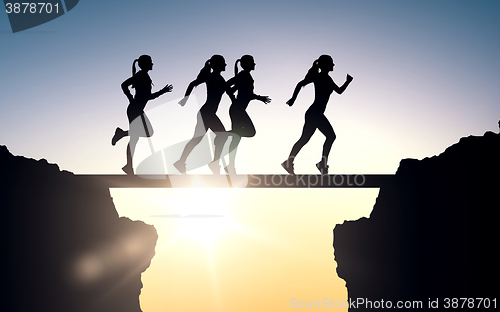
[332,74,353,95]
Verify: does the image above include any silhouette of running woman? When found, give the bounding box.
[111,55,172,175]
[174,55,235,174]
[225,55,271,174]
[281,55,353,175]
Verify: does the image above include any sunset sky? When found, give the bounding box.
[1,0,499,311]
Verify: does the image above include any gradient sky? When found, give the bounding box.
[2,1,499,311]
[1,0,499,174]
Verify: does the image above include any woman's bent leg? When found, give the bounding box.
[226,133,241,174]
[288,113,317,161]
[178,112,208,163]
[123,135,139,175]
[281,111,317,174]
[208,114,227,164]
[316,114,336,166]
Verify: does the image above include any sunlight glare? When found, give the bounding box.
[167,183,242,249]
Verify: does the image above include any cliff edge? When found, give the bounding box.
[0,146,157,312]
[334,129,500,310]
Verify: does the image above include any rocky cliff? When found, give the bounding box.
[0,145,157,312]
[334,129,500,310]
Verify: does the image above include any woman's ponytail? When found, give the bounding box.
[132,59,139,76]
[197,59,212,80]
[305,59,319,80]
[234,59,241,76]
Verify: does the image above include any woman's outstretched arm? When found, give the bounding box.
[150,84,173,100]
[332,74,353,95]
[253,93,271,104]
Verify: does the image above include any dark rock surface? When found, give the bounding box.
[0,145,157,312]
[334,130,500,310]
